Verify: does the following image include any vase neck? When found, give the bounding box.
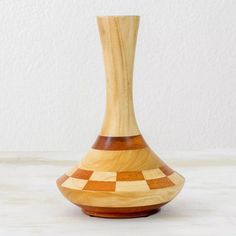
[97,16,140,137]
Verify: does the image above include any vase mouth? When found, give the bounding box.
[97,15,140,18]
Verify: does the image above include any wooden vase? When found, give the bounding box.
[57,16,185,218]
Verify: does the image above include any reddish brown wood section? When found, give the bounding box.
[77,203,168,218]
[159,165,174,176]
[71,169,93,180]
[56,174,69,185]
[83,181,116,191]
[116,171,145,181]
[146,177,174,189]
[92,135,148,150]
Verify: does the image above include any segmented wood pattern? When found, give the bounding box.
[56,16,185,218]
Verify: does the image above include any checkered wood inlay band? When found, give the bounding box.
[58,165,177,192]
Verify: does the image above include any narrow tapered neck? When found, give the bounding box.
[97,16,140,137]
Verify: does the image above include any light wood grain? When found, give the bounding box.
[78,147,165,171]
[97,16,140,136]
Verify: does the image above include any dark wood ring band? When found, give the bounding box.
[92,135,148,150]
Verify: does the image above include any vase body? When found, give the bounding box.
[57,16,185,218]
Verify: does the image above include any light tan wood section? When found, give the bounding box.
[62,178,88,191]
[78,148,166,172]
[90,171,116,181]
[116,180,150,192]
[97,16,140,137]
[142,168,166,180]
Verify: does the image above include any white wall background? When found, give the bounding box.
[0,0,236,153]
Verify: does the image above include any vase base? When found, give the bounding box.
[77,203,166,219]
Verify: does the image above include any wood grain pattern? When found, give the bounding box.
[97,16,140,137]
[78,148,166,172]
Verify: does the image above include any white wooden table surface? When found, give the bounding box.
[0,152,235,236]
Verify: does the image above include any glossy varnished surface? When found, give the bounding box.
[78,148,166,172]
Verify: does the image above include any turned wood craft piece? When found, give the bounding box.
[57,16,185,218]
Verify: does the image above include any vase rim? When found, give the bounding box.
[97,15,140,18]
